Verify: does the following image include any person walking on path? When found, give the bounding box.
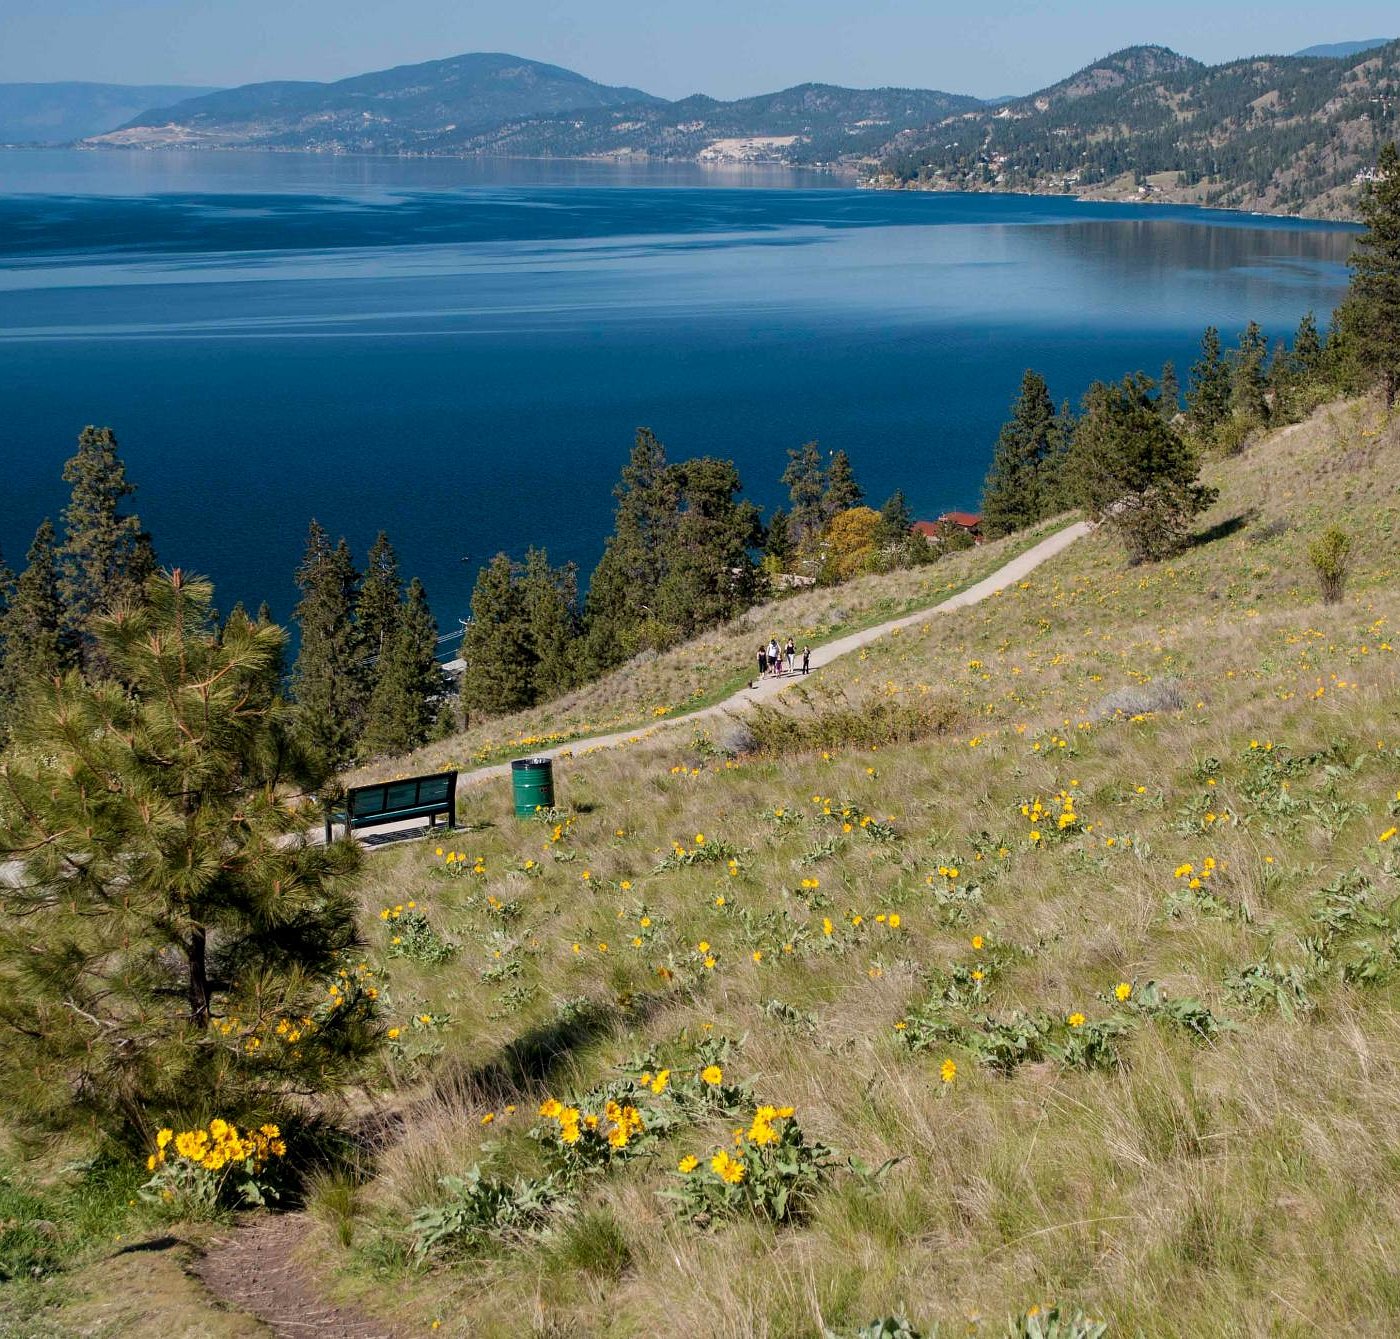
[756,645,767,685]
[801,645,811,674]
[768,637,781,677]
[785,638,796,673]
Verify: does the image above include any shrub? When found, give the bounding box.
[1307,524,1353,604]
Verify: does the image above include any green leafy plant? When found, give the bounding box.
[1307,524,1353,604]
[1004,1303,1108,1338]
[665,1108,837,1228]
[410,1165,569,1258]
[382,908,456,965]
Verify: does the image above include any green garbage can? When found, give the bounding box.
[511,756,555,818]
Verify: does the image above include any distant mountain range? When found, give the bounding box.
[0,82,221,144]
[878,40,1400,218]
[89,52,978,165]
[8,39,1396,219]
[1293,39,1392,59]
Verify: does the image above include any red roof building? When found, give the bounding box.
[912,512,983,544]
[938,511,982,532]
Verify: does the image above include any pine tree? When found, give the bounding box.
[0,520,68,734]
[1186,326,1232,439]
[1158,360,1181,421]
[56,426,157,670]
[1034,400,1078,517]
[356,531,403,669]
[764,508,794,568]
[0,571,372,1141]
[876,490,914,547]
[462,554,534,717]
[823,449,863,514]
[581,429,679,673]
[519,547,579,703]
[781,440,828,543]
[1340,142,1400,404]
[652,457,762,638]
[361,578,442,757]
[1229,320,1270,427]
[981,370,1057,539]
[1292,311,1325,379]
[1071,373,1218,563]
[290,522,362,767]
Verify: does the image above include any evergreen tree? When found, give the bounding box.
[876,490,914,547]
[56,426,157,670]
[1035,400,1078,516]
[981,370,1057,539]
[823,449,863,514]
[1186,326,1232,439]
[1292,311,1325,379]
[764,508,794,568]
[1071,373,1218,563]
[1229,320,1270,427]
[290,522,362,767]
[462,554,534,717]
[652,457,762,638]
[0,520,68,734]
[1340,141,1400,404]
[355,531,403,668]
[0,571,371,1141]
[581,429,679,673]
[361,578,442,757]
[519,547,579,703]
[1158,360,1181,421]
[781,440,828,543]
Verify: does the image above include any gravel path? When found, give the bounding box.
[431,520,1091,796]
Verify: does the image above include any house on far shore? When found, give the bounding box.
[913,512,983,546]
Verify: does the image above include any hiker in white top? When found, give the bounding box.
[767,638,781,676]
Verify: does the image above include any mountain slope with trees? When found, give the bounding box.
[94,52,975,162]
[876,41,1400,217]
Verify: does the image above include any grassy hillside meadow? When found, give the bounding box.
[354,518,1074,782]
[4,397,1400,1337]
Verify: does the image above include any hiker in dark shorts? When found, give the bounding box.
[756,645,767,684]
[801,645,811,674]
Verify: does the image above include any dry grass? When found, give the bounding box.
[299,396,1400,1337]
[18,398,1400,1336]
[347,519,1072,784]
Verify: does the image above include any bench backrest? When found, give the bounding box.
[347,771,456,820]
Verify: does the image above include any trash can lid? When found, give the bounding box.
[511,756,553,769]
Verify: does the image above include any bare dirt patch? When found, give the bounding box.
[192,1214,398,1339]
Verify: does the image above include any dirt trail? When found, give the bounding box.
[192,1214,398,1338]
[360,521,1094,829]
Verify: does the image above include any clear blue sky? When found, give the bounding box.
[3,0,1396,100]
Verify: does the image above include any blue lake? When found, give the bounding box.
[0,150,1357,633]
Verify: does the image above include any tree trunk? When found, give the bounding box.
[187,926,210,1028]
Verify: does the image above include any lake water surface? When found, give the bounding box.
[0,150,1357,631]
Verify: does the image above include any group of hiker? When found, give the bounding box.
[756,636,810,681]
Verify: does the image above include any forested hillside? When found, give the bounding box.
[876,41,1400,217]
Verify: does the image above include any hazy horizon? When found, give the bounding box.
[2,0,1396,103]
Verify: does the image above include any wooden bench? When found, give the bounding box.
[324,770,458,843]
